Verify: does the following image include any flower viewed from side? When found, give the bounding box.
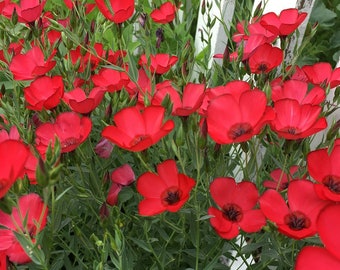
[271,80,325,105]
[248,43,283,74]
[139,53,178,74]
[259,180,329,239]
[24,76,64,111]
[106,164,136,206]
[137,160,195,216]
[260,8,307,37]
[0,140,30,199]
[0,193,48,264]
[152,82,205,116]
[307,140,340,201]
[270,99,327,140]
[35,112,92,156]
[95,0,134,23]
[63,87,105,114]
[208,177,266,240]
[102,106,174,152]
[92,68,130,93]
[150,2,177,24]
[9,46,56,81]
[302,62,340,88]
[263,165,299,191]
[206,86,274,144]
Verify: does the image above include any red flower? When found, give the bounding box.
[259,180,329,239]
[139,53,178,74]
[102,106,174,152]
[2,0,46,23]
[0,140,30,199]
[137,160,195,216]
[302,62,340,88]
[0,251,6,270]
[206,85,274,144]
[208,177,265,240]
[69,43,103,73]
[95,0,134,23]
[152,82,205,117]
[0,193,48,264]
[270,99,327,140]
[317,204,340,260]
[111,164,135,186]
[295,246,340,270]
[106,164,135,206]
[63,87,105,114]
[263,165,299,191]
[0,126,38,185]
[150,2,177,24]
[271,80,325,105]
[307,140,340,201]
[92,68,130,93]
[24,76,64,111]
[260,8,307,36]
[106,182,122,206]
[9,46,56,81]
[35,112,92,156]
[248,43,283,73]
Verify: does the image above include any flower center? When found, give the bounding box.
[222,203,243,222]
[323,175,340,194]
[131,135,149,146]
[62,137,78,148]
[228,123,252,140]
[281,126,301,135]
[161,187,181,205]
[284,211,311,231]
[257,63,269,72]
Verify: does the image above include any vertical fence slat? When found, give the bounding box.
[194,0,236,69]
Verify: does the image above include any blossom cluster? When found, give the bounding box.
[0,0,339,269]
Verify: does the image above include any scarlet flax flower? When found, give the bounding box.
[102,106,174,152]
[150,2,177,24]
[95,0,134,23]
[9,46,56,81]
[263,165,299,191]
[307,140,340,201]
[137,160,195,216]
[260,8,307,37]
[248,43,283,74]
[206,85,274,144]
[259,180,329,239]
[139,53,178,74]
[0,140,30,199]
[208,177,266,240]
[35,112,92,156]
[63,87,105,114]
[0,193,48,264]
[24,76,64,111]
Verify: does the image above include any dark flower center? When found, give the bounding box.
[228,123,253,140]
[257,63,268,72]
[282,127,300,135]
[161,187,182,205]
[131,135,149,146]
[284,211,311,231]
[222,203,243,222]
[62,137,78,148]
[323,175,340,194]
